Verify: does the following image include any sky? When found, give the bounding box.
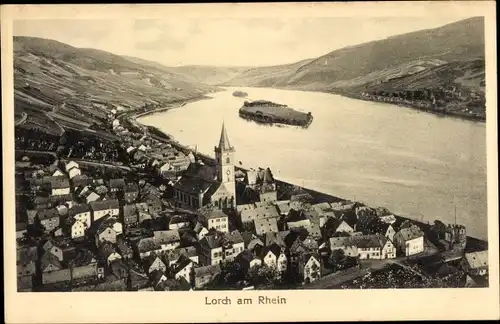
[14,16,471,67]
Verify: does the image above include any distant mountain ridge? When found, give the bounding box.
[122,55,252,85]
[223,17,485,92]
[14,36,218,134]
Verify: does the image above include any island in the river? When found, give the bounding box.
[232,90,248,98]
[238,100,313,128]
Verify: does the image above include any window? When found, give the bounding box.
[226,157,230,164]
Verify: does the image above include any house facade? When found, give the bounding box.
[299,254,321,284]
[393,226,425,257]
[90,200,120,222]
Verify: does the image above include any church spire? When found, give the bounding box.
[218,121,233,151]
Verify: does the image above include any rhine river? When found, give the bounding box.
[139,87,488,240]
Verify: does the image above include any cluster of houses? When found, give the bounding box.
[16,119,488,292]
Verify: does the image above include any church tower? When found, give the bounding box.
[214,122,236,201]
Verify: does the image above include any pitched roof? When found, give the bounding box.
[153,230,181,244]
[71,249,97,267]
[125,183,139,193]
[95,216,121,236]
[65,161,79,172]
[99,242,119,259]
[241,205,279,223]
[237,201,273,213]
[167,246,198,263]
[465,250,488,270]
[395,225,424,242]
[274,200,292,214]
[149,269,167,285]
[194,264,221,277]
[224,230,244,244]
[173,176,213,195]
[123,204,138,217]
[90,199,119,211]
[200,208,228,220]
[329,236,354,249]
[17,245,38,265]
[144,253,165,269]
[137,237,161,253]
[286,209,308,223]
[254,217,279,236]
[184,163,217,182]
[38,209,59,221]
[350,234,387,249]
[41,251,62,270]
[237,249,256,263]
[48,176,70,189]
[264,231,286,247]
[172,255,193,274]
[306,223,322,239]
[69,204,90,216]
[200,234,223,249]
[109,178,126,189]
[217,122,233,151]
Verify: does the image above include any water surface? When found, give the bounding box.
[139,87,487,240]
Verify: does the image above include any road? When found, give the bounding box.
[61,159,131,171]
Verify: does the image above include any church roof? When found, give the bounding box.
[184,163,217,182]
[173,177,213,195]
[217,122,233,151]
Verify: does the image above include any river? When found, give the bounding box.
[139,87,487,240]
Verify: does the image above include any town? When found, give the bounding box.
[15,107,489,292]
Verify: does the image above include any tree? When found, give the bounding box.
[27,215,45,238]
[431,220,447,239]
[328,249,358,272]
[329,249,345,267]
[246,265,278,286]
[218,261,245,287]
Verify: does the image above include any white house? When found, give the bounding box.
[65,161,79,172]
[381,238,396,259]
[112,119,120,128]
[277,251,287,274]
[261,248,277,269]
[70,204,92,228]
[90,200,120,222]
[199,209,229,234]
[299,254,321,284]
[335,220,355,234]
[194,223,209,241]
[49,177,71,196]
[173,256,195,283]
[86,192,101,204]
[71,220,86,239]
[68,167,81,179]
[393,225,425,257]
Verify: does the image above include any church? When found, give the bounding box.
[173,123,237,210]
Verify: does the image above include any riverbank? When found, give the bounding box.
[134,106,487,248]
[337,90,486,123]
[222,84,486,123]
